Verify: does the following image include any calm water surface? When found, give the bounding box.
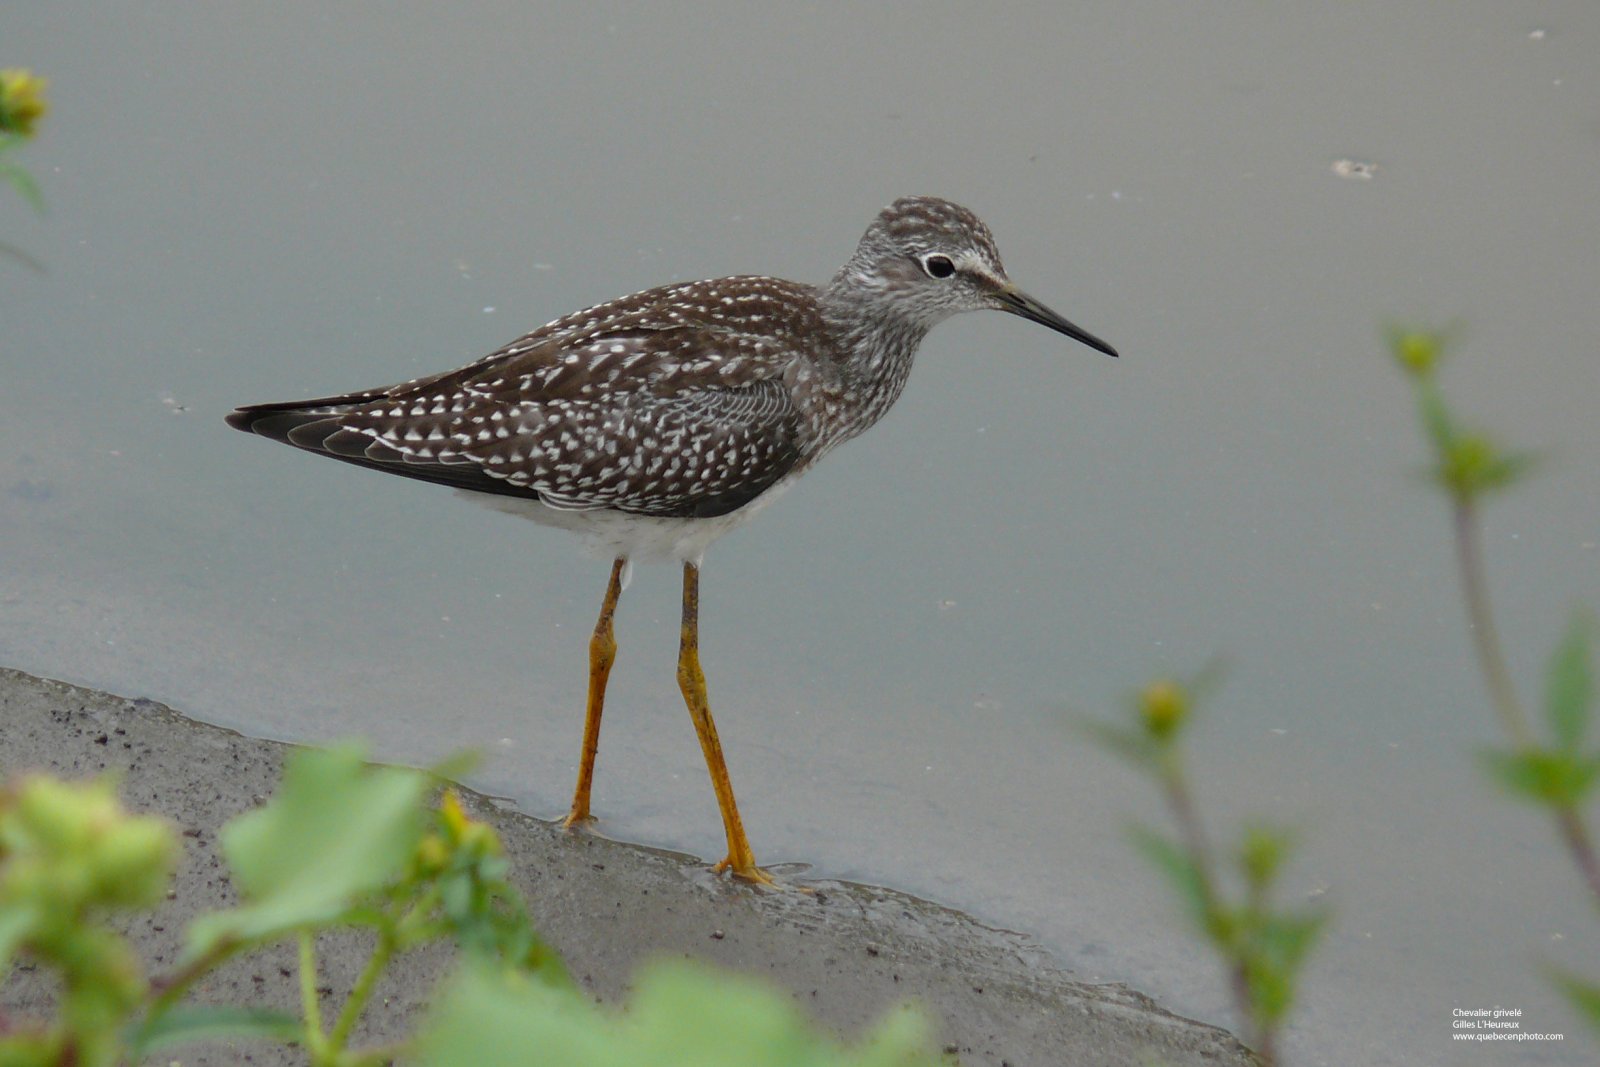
[5,6,1599,1065]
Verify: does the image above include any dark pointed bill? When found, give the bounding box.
[997,286,1119,358]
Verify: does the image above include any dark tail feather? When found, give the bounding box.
[225,396,545,501]
[227,389,387,433]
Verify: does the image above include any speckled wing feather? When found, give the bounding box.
[227,278,818,519]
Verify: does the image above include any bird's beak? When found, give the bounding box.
[996,285,1119,358]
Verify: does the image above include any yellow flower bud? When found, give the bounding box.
[415,833,449,875]
[439,789,469,840]
[1392,331,1439,379]
[0,69,48,138]
[1239,826,1284,889]
[1139,680,1188,739]
[458,819,500,857]
[437,788,500,856]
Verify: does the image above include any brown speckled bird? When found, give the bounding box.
[227,196,1117,884]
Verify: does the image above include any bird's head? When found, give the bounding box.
[834,195,1118,358]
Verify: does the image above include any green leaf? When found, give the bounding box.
[1545,967,1600,1033]
[1074,716,1158,770]
[1545,610,1594,752]
[1415,379,1457,454]
[0,159,43,213]
[126,1005,302,1056]
[1129,825,1210,929]
[0,902,38,974]
[1256,911,1327,975]
[1433,433,1532,500]
[1236,823,1293,892]
[184,745,429,957]
[1242,957,1293,1026]
[414,966,621,1067]
[437,872,571,989]
[627,960,819,1066]
[1237,910,1326,1026]
[1479,748,1600,807]
[414,960,941,1067]
[428,749,482,782]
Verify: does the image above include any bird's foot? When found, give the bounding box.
[560,809,596,831]
[712,856,815,891]
[713,855,778,887]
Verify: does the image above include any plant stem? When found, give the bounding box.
[1554,805,1600,909]
[145,938,243,1022]
[1162,758,1216,895]
[1161,760,1275,1065]
[299,932,330,1061]
[328,927,397,1053]
[1254,1027,1280,1067]
[1452,501,1535,749]
[1455,501,1600,907]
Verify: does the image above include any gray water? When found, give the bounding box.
[5,5,1598,1064]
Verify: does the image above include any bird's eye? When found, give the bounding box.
[920,254,956,279]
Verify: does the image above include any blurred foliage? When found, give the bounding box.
[416,960,942,1067]
[0,67,47,212]
[1,745,939,1065]
[1476,611,1599,810]
[185,745,432,954]
[1084,670,1326,1067]
[1390,327,1599,1034]
[0,774,177,1065]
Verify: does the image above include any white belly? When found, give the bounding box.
[458,474,799,567]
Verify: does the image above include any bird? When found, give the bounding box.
[227,196,1117,885]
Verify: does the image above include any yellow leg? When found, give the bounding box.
[677,562,773,886]
[563,557,625,829]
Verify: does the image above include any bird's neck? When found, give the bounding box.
[816,275,931,442]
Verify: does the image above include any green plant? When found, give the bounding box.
[1,745,943,1065]
[141,745,562,1065]
[0,774,178,1064]
[0,67,46,211]
[1390,327,1600,1029]
[0,745,532,1065]
[416,960,940,1067]
[1084,671,1327,1067]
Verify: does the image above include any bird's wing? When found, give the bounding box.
[228,320,808,519]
